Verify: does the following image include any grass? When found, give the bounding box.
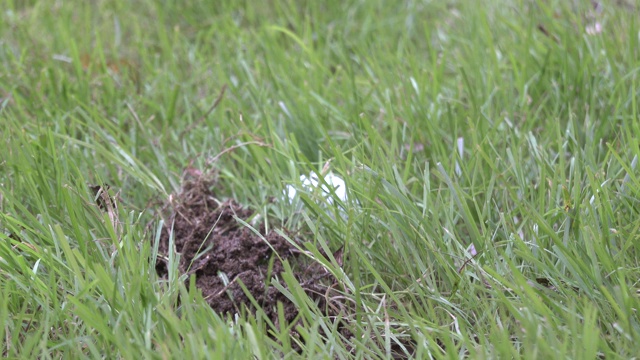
[1,0,639,358]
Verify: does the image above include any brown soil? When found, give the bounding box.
[155,172,345,334]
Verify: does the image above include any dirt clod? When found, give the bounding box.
[155,172,341,329]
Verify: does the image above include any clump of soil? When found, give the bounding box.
[155,171,342,329]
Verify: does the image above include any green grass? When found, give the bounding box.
[1,0,639,358]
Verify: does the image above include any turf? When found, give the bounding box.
[1,0,639,358]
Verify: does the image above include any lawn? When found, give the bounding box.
[1,0,639,358]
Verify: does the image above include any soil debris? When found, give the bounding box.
[155,171,344,330]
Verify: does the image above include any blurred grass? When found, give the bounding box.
[1,0,639,358]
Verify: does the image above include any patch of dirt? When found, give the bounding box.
[155,172,345,334]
